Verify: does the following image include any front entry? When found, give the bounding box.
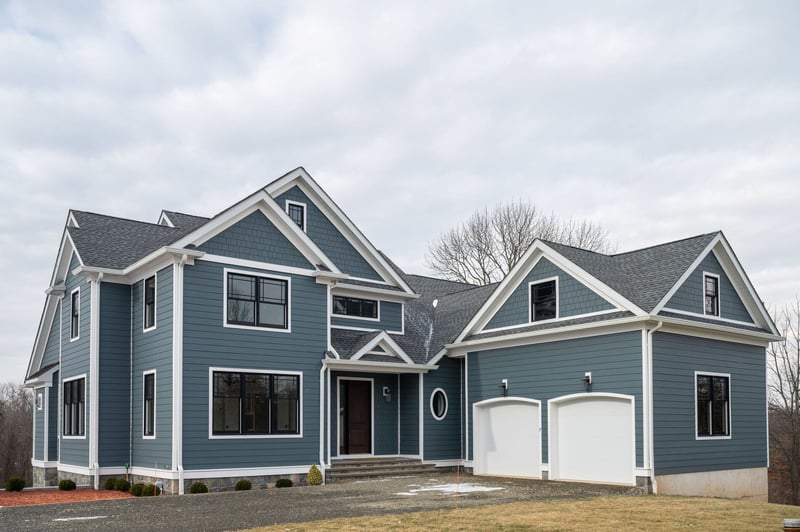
[339,379,372,455]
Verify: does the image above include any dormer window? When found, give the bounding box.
[530,278,557,322]
[286,201,306,232]
[333,296,378,319]
[704,274,719,316]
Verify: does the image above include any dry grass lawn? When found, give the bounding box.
[250,495,799,531]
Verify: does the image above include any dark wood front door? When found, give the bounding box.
[340,380,371,455]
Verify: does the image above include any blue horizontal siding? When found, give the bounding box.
[652,332,767,475]
[467,331,643,467]
[399,374,419,455]
[424,357,462,461]
[182,260,325,469]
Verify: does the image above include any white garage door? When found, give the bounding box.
[473,398,541,478]
[549,393,635,485]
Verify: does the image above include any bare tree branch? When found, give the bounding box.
[425,199,616,285]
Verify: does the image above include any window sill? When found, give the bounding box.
[223,323,291,334]
[695,435,732,441]
[209,433,302,440]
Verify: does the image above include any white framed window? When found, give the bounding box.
[63,375,86,438]
[430,388,448,421]
[703,273,720,317]
[209,367,302,439]
[70,288,80,340]
[332,295,379,320]
[143,371,156,438]
[36,391,43,411]
[695,371,731,439]
[285,200,307,232]
[529,277,558,322]
[224,268,291,332]
[144,274,157,331]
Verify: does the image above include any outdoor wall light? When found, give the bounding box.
[583,372,592,391]
[500,378,508,396]
[383,385,392,403]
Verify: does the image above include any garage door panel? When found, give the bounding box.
[474,399,540,478]
[550,395,634,485]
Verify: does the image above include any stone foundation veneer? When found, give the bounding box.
[656,467,767,501]
[184,472,306,494]
[32,466,59,487]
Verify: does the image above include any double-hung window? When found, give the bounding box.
[226,272,289,330]
[696,373,730,438]
[143,372,155,437]
[144,275,156,330]
[70,289,80,340]
[212,370,300,436]
[332,296,378,319]
[704,274,720,316]
[63,377,85,437]
[530,279,557,322]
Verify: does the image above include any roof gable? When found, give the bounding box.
[266,167,414,295]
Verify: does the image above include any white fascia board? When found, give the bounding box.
[265,168,416,296]
[656,315,781,345]
[446,315,651,354]
[323,359,434,374]
[332,283,419,302]
[71,247,206,284]
[351,332,415,365]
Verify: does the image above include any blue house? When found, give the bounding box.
[25,168,779,498]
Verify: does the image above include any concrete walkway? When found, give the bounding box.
[0,473,641,531]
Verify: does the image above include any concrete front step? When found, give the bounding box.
[327,458,438,482]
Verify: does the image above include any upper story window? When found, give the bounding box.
[696,373,730,438]
[63,377,85,437]
[143,371,155,437]
[286,201,306,232]
[333,296,378,319]
[704,273,720,317]
[530,278,557,322]
[70,289,80,340]
[144,275,156,330]
[226,271,289,330]
[212,370,300,436]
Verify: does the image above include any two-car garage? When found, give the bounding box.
[472,393,635,485]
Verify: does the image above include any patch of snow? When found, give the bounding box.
[397,482,504,496]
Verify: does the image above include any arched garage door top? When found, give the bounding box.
[548,393,635,486]
[474,396,542,408]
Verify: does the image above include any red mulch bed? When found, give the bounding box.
[0,488,134,507]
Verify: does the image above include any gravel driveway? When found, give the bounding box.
[0,473,642,531]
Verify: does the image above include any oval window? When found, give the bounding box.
[430,388,448,420]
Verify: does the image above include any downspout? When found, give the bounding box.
[647,320,663,494]
[319,364,326,481]
[90,272,103,490]
[129,281,134,479]
[173,254,188,495]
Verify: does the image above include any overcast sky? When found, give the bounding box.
[1,1,798,381]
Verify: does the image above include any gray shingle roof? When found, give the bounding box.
[161,211,210,230]
[68,211,202,270]
[545,232,718,312]
[331,329,381,358]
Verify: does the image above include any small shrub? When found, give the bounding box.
[129,483,145,496]
[275,478,293,488]
[103,477,117,490]
[114,478,131,492]
[58,479,76,491]
[5,477,25,492]
[141,484,155,496]
[307,464,323,485]
[235,479,251,491]
[189,481,208,494]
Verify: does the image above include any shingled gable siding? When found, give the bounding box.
[466,331,643,467]
[484,258,615,330]
[399,373,419,455]
[98,282,132,467]
[60,252,90,467]
[181,260,325,469]
[329,371,399,456]
[652,332,767,475]
[275,185,382,281]
[198,210,313,269]
[131,267,173,469]
[423,357,463,461]
[665,253,751,322]
[330,301,403,332]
